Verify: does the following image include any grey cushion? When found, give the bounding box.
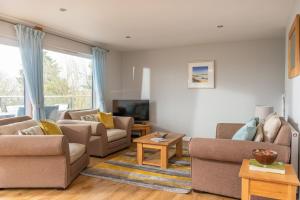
[18,126,44,135]
[263,114,281,142]
[68,109,98,120]
[80,114,99,122]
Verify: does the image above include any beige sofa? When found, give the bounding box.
[189,118,297,199]
[0,116,91,189]
[59,109,134,157]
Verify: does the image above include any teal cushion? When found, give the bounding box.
[232,119,257,141]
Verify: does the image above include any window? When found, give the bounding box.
[0,44,25,118]
[43,50,92,113]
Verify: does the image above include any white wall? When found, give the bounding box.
[285,0,300,131]
[104,50,122,111]
[121,39,285,138]
[0,20,123,112]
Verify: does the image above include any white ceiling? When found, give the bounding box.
[0,0,294,51]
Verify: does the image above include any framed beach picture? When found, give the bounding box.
[188,61,214,89]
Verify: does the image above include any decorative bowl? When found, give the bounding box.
[252,149,278,165]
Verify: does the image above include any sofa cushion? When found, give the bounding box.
[39,120,63,135]
[68,109,98,120]
[263,114,281,142]
[80,114,99,122]
[274,119,291,146]
[107,129,127,142]
[69,143,86,164]
[0,120,38,135]
[18,126,44,135]
[90,135,101,142]
[232,119,257,141]
[99,112,114,129]
[254,123,264,142]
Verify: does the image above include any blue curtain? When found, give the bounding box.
[92,47,106,112]
[15,24,46,120]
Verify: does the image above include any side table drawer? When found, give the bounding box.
[250,180,292,199]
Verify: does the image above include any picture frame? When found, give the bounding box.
[188,61,214,89]
[288,15,300,79]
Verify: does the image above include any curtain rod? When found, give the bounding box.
[0,18,110,52]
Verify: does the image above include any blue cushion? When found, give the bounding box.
[232,119,257,141]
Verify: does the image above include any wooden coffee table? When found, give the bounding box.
[133,132,185,169]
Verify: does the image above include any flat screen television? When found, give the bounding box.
[112,100,149,122]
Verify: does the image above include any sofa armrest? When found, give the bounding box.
[189,138,290,164]
[113,116,134,133]
[59,124,91,146]
[216,123,244,139]
[57,119,106,137]
[0,135,67,156]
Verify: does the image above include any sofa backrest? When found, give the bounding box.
[0,116,32,126]
[60,109,98,120]
[0,116,38,135]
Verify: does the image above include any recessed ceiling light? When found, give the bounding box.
[125,35,132,39]
[59,8,67,12]
[216,25,224,28]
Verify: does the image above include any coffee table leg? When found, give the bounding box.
[137,143,143,165]
[161,146,168,169]
[176,140,183,158]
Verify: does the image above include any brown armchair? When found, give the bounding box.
[189,121,296,199]
[58,109,134,157]
[0,116,91,189]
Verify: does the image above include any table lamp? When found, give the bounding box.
[255,106,274,123]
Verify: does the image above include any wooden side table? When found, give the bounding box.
[132,124,151,136]
[239,159,300,200]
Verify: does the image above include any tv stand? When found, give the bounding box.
[132,123,151,136]
[134,121,148,125]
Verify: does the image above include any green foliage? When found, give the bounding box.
[43,51,92,109]
[0,68,24,109]
[44,52,69,95]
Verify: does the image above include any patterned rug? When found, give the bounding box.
[81,147,191,193]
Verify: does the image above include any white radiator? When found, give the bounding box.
[290,123,299,176]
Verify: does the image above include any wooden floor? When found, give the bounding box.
[0,149,235,200]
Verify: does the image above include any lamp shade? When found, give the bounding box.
[255,106,274,121]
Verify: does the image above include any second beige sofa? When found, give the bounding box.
[59,109,134,157]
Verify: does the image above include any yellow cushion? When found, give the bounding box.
[39,120,63,135]
[98,112,114,129]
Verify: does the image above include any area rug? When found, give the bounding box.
[81,147,191,193]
